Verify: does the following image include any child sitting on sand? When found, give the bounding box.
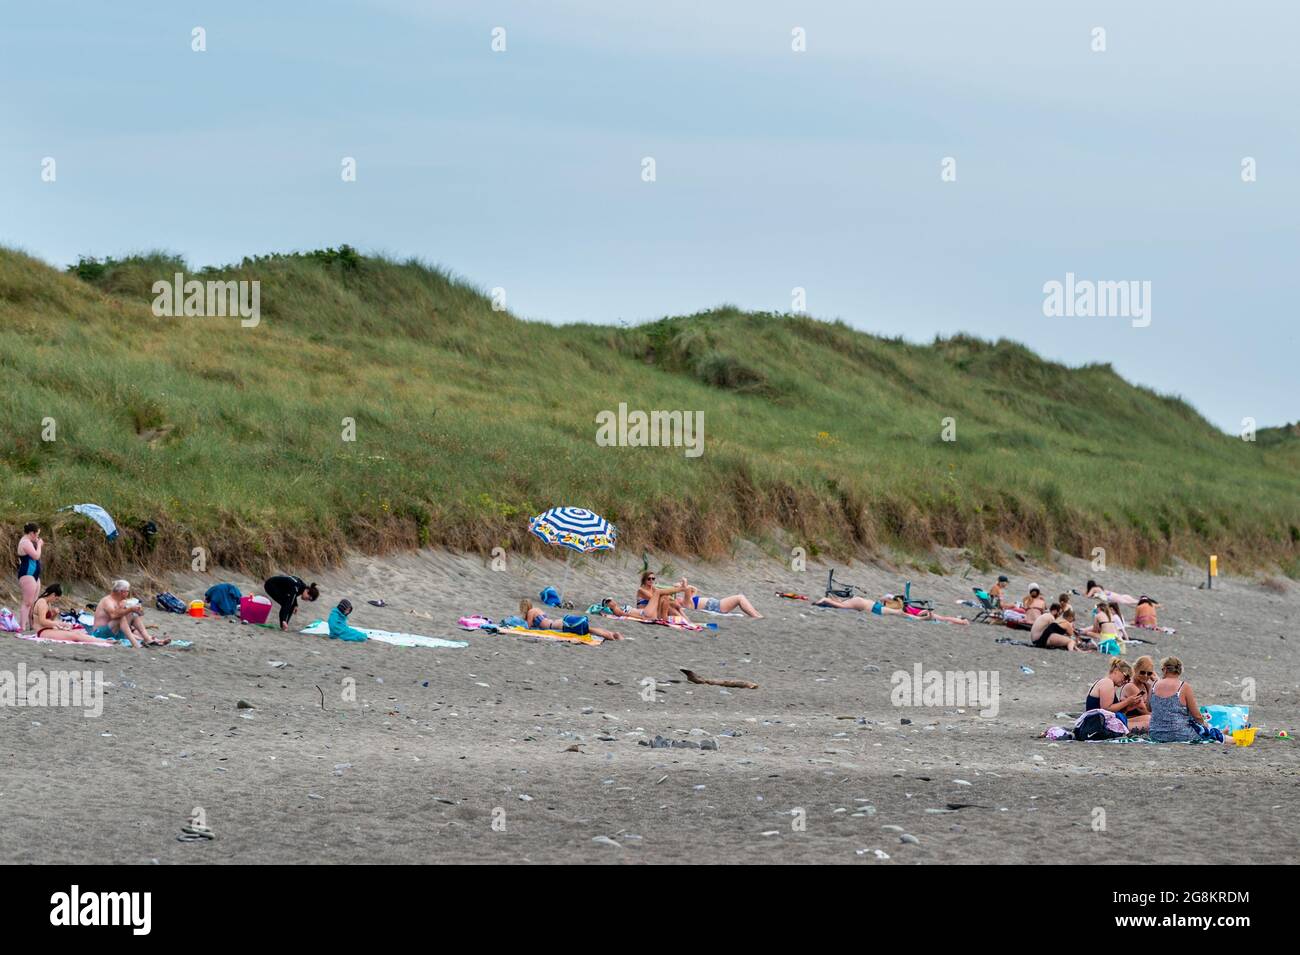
[327,600,367,642]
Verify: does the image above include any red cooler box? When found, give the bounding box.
[240,594,273,624]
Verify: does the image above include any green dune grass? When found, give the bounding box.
[1,245,1297,580]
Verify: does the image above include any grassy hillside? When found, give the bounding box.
[2,246,1297,582]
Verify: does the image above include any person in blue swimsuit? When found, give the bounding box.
[16,522,43,631]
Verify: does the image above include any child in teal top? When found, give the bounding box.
[327,599,367,642]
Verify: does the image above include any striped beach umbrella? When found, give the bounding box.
[529,507,618,554]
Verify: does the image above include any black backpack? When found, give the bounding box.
[156,592,188,614]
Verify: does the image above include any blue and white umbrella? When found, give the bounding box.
[528,507,617,603]
[529,507,617,554]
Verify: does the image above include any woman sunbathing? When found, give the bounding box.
[816,594,969,624]
[1084,659,1146,730]
[1085,580,1138,605]
[29,584,101,643]
[678,583,763,618]
[521,600,623,640]
[635,571,692,621]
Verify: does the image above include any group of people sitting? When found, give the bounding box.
[991,577,1162,652]
[25,579,170,647]
[1082,655,1231,743]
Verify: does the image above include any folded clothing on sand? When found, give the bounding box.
[301,619,468,649]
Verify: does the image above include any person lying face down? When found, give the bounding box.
[519,599,623,641]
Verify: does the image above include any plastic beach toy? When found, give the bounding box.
[1232,727,1258,747]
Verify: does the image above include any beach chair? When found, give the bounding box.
[900,581,933,613]
[825,568,864,599]
[970,588,1003,625]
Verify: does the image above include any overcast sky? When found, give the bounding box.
[3,1,1295,430]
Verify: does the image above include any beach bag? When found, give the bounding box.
[457,615,493,630]
[239,594,273,625]
[155,592,188,614]
[1201,705,1249,733]
[539,586,562,608]
[0,608,18,632]
[561,614,590,636]
[1074,708,1127,741]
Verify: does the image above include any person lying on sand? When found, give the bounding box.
[326,599,367,642]
[1085,580,1138,605]
[1149,656,1233,744]
[91,580,169,647]
[1133,596,1160,629]
[677,583,763,618]
[29,583,100,643]
[520,600,623,640]
[635,571,692,621]
[815,594,969,624]
[1085,659,1147,731]
[1021,584,1047,623]
[1029,604,1086,651]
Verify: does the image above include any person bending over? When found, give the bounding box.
[264,574,320,631]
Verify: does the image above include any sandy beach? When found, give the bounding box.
[2,546,1295,865]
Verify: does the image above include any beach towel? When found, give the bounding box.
[776,592,809,600]
[493,626,604,646]
[59,503,119,540]
[636,617,715,632]
[694,606,745,617]
[457,615,494,630]
[301,619,468,649]
[16,629,116,647]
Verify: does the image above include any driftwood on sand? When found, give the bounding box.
[680,668,758,689]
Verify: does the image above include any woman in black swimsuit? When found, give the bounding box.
[263,574,320,631]
[16,522,43,631]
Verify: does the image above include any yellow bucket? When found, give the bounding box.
[1232,727,1257,747]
